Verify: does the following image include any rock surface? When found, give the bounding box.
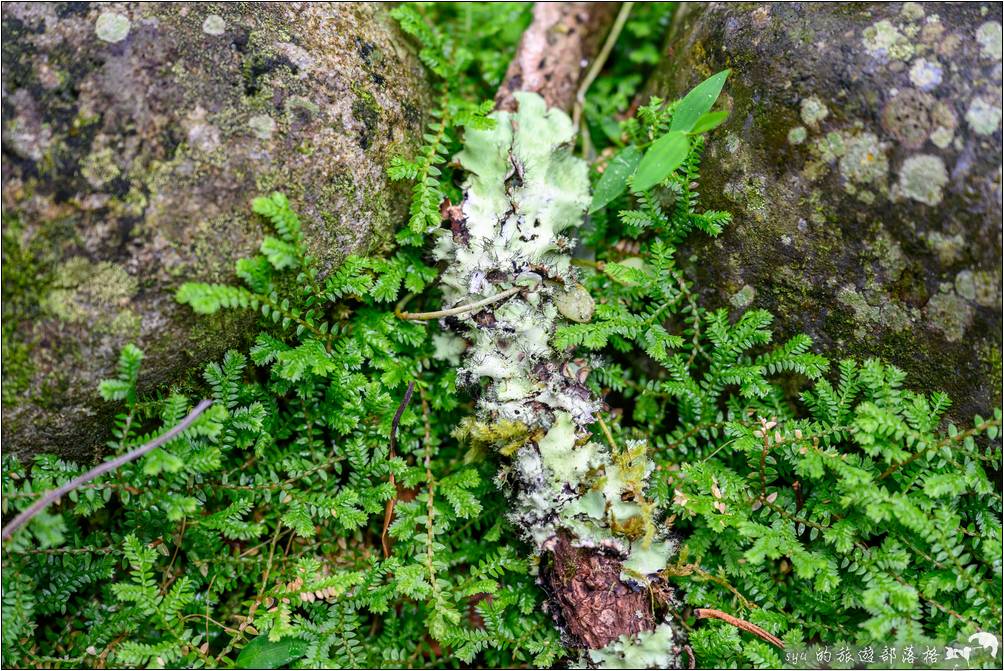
[647,1,1002,419]
[2,2,430,459]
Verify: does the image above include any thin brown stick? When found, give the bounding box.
[683,644,696,669]
[1,399,214,542]
[383,381,416,558]
[695,608,785,650]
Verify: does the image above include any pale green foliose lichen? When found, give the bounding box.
[800,96,829,127]
[440,93,681,667]
[730,284,756,309]
[787,126,808,145]
[976,21,1003,60]
[202,14,227,36]
[586,624,680,670]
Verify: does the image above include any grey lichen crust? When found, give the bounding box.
[433,92,680,667]
[647,2,1002,421]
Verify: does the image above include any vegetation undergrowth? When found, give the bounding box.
[2,3,1001,669]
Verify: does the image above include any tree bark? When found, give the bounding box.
[495,2,621,113]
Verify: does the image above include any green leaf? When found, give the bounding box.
[670,69,730,133]
[632,131,689,192]
[689,110,729,135]
[235,635,308,669]
[589,145,642,213]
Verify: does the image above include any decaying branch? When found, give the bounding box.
[495,2,621,113]
[420,7,691,658]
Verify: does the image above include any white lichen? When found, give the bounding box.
[799,96,829,127]
[95,12,130,43]
[202,14,227,36]
[976,21,1003,61]
[908,58,942,91]
[965,97,1002,136]
[248,114,276,140]
[862,19,915,61]
[586,624,681,669]
[441,92,680,667]
[787,126,808,145]
[898,154,948,205]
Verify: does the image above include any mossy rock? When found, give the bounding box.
[2,2,431,460]
[647,1,1002,420]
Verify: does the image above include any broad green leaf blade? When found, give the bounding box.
[689,110,729,135]
[632,131,689,192]
[589,146,642,213]
[236,636,308,669]
[669,69,731,133]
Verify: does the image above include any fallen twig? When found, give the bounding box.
[397,287,522,321]
[573,1,635,130]
[694,608,785,649]
[2,399,215,543]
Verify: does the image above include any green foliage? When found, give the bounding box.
[2,14,1000,671]
[2,194,560,668]
[582,2,677,150]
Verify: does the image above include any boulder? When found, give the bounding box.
[2,2,430,459]
[646,2,1002,419]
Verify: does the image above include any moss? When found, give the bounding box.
[80,147,121,188]
[41,259,139,331]
[650,1,1002,422]
[2,2,432,459]
[351,82,382,150]
[1,216,47,404]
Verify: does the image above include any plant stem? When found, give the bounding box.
[694,608,784,649]
[573,2,635,130]
[397,286,522,321]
